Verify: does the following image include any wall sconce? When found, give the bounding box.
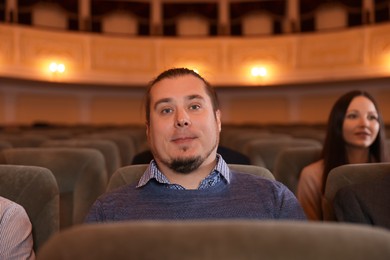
[49,62,66,74]
[251,66,267,77]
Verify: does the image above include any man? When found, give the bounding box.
[85,68,306,221]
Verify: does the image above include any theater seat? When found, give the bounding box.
[0,147,107,229]
[323,163,390,221]
[41,139,121,179]
[0,134,48,147]
[0,165,59,252]
[37,220,390,260]
[245,138,322,171]
[79,133,136,166]
[273,146,322,194]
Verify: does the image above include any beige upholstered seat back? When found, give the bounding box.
[37,220,390,260]
[323,163,390,221]
[0,139,12,149]
[106,164,147,191]
[0,134,48,147]
[0,147,107,229]
[106,164,274,192]
[0,165,59,252]
[229,164,275,180]
[227,132,291,157]
[273,146,322,194]
[245,138,322,171]
[41,139,121,179]
[80,133,136,166]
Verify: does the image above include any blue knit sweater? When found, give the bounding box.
[85,171,306,222]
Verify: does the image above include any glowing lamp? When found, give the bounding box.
[251,67,267,77]
[49,62,66,73]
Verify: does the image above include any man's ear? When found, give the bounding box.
[145,121,150,140]
[216,110,221,132]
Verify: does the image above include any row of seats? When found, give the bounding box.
[220,126,324,171]
[1,123,389,196]
[37,220,390,260]
[220,125,390,196]
[1,124,389,198]
[0,125,149,247]
[0,137,320,196]
[1,124,389,257]
[2,161,390,254]
[0,147,107,230]
[219,126,324,194]
[0,127,146,167]
[0,162,272,253]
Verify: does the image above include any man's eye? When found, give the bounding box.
[189,104,200,110]
[161,108,173,114]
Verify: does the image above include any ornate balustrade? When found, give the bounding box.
[1,23,390,87]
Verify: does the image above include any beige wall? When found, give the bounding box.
[102,11,138,35]
[0,94,5,123]
[297,94,339,123]
[1,78,389,126]
[90,97,144,125]
[32,3,68,29]
[316,3,347,31]
[376,89,390,123]
[14,94,80,125]
[226,97,290,124]
[216,82,390,125]
[242,11,273,35]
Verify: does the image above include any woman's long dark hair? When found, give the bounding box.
[321,90,389,193]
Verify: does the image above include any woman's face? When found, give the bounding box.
[342,96,380,149]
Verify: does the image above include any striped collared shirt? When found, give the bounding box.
[137,154,231,190]
[0,196,35,260]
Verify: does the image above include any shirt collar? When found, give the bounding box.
[137,154,231,188]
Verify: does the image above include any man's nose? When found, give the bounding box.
[175,110,191,127]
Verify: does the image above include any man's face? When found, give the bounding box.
[146,75,221,173]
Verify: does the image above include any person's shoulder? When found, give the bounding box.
[0,196,26,214]
[0,197,30,227]
[301,159,324,177]
[98,183,138,201]
[231,171,295,199]
[0,196,13,207]
[231,171,280,187]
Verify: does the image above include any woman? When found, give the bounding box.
[296,90,389,220]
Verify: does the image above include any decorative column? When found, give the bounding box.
[5,0,17,23]
[150,0,163,35]
[79,0,91,31]
[363,0,374,24]
[284,0,299,33]
[218,0,230,35]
